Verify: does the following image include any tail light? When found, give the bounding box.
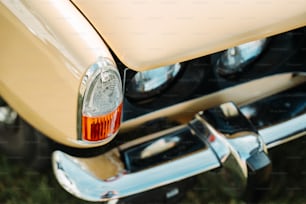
[77,57,123,144]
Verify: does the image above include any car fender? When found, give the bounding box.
[0,0,112,148]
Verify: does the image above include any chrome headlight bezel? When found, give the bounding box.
[125,63,183,101]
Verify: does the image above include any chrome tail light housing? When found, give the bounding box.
[77,57,123,144]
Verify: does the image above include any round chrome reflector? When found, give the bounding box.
[216,39,267,76]
[126,63,182,100]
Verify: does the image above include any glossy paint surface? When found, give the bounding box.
[73,0,306,70]
[0,0,112,147]
[0,0,305,149]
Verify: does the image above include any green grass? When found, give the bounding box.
[0,137,306,204]
[0,156,93,204]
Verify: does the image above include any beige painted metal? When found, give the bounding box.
[1,0,305,149]
[72,0,306,71]
[0,0,112,147]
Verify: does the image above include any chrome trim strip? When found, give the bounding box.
[259,114,306,149]
[77,61,101,141]
[195,102,269,177]
[53,145,220,201]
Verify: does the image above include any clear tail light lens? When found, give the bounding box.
[78,58,123,144]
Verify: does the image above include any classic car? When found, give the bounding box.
[0,0,306,203]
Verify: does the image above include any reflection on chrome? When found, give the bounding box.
[240,82,306,148]
[53,140,219,201]
[0,106,17,125]
[133,63,180,92]
[259,114,306,148]
[126,63,181,99]
[53,77,306,202]
[140,136,180,159]
[196,102,270,178]
[216,39,267,76]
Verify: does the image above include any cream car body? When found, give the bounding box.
[0,0,305,148]
[1,1,306,202]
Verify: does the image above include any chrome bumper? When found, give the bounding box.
[53,73,306,202]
